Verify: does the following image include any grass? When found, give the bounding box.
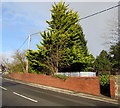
[52,74,69,80]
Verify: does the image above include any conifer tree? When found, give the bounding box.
[94,50,112,72]
[27,2,94,75]
[109,41,120,70]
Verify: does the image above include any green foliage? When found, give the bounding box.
[99,73,109,75]
[8,50,26,73]
[52,74,69,80]
[12,63,25,73]
[99,74,110,87]
[94,50,112,72]
[100,74,111,96]
[7,51,26,73]
[109,41,120,70]
[26,2,94,75]
[26,50,49,74]
[8,70,13,74]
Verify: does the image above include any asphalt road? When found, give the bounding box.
[1,77,119,108]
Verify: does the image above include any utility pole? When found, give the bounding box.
[28,35,31,49]
[26,35,31,73]
[26,32,40,73]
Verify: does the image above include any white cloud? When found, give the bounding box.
[0,51,14,64]
[2,2,52,33]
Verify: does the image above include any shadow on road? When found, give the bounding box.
[2,80,21,87]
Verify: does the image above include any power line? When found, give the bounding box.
[18,4,120,51]
[30,32,40,36]
[18,36,29,51]
[17,32,41,51]
[80,4,120,20]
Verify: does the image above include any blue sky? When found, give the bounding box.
[1,1,118,62]
[2,2,52,51]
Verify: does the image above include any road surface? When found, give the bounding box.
[1,77,119,107]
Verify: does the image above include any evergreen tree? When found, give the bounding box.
[47,2,88,55]
[94,50,112,72]
[109,41,120,70]
[27,2,94,75]
[26,49,48,74]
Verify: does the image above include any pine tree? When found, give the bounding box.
[94,50,112,72]
[109,41,120,70]
[47,2,88,55]
[27,2,94,75]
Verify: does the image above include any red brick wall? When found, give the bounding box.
[110,77,115,98]
[9,73,100,96]
[110,77,119,99]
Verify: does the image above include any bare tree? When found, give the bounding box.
[12,50,26,73]
[103,11,119,48]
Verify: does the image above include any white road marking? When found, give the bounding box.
[0,86,7,90]
[13,92,38,103]
[4,78,118,104]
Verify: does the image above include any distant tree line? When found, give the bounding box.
[94,41,120,74]
[94,12,120,74]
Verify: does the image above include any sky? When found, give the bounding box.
[0,0,118,62]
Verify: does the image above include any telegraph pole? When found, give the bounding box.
[26,32,40,73]
[26,35,31,73]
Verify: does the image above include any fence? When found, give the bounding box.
[56,72,96,77]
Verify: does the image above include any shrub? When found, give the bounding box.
[52,74,69,80]
[99,74,110,96]
[100,75,110,87]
